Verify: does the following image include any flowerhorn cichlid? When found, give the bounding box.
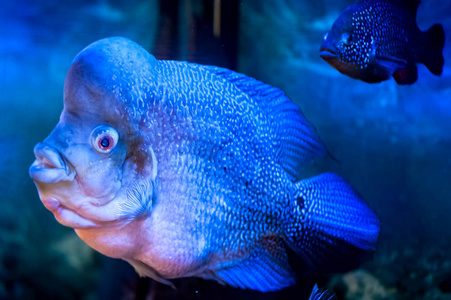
[29,37,379,292]
[320,0,445,84]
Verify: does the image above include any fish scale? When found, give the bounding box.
[351,1,417,64]
[165,153,282,266]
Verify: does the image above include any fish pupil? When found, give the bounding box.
[91,125,118,153]
[100,137,110,148]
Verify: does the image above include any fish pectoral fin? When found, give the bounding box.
[125,258,176,289]
[209,237,295,292]
[375,55,408,74]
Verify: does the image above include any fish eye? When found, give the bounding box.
[91,125,119,154]
[323,32,328,41]
[341,33,352,45]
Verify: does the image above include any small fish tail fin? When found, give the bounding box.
[423,24,445,76]
[284,173,380,273]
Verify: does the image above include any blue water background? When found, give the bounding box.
[1,0,450,299]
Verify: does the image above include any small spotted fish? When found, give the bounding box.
[320,0,445,84]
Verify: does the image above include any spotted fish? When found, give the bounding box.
[320,0,445,84]
[29,37,380,292]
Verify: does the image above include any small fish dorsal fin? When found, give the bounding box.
[358,0,419,18]
[395,0,420,18]
[382,0,420,18]
[204,65,328,179]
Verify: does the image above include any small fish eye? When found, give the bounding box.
[91,125,119,154]
[341,33,352,45]
[323,32,328,41]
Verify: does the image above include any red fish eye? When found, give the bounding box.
[98,135,113,150]
[91,125,119,154]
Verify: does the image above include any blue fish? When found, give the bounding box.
[29,37,380,292]
[320,0,445,84]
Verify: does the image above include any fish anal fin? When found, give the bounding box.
[209,237,295,292]
[393,64,418,85]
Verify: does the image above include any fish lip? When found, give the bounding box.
[319,46,337,58]
[29,143,75,183]
[43,198,99,229]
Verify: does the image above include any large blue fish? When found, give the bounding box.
[320,0,445,84]
[29,37,379,292]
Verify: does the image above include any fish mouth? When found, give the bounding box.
[319,46,338,59]
[29,142,75,184]
[30,143,116,229]
[42,198,98,229]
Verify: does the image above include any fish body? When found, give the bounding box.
[320,0,445,84]
[29,37,379,292]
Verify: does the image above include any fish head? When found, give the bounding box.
[320,4,375,79]
[29,37,159,230]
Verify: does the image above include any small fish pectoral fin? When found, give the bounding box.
[210,238,295,292]
[375,55,408,75]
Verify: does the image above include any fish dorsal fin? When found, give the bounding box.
[205,236,295,292]
[204,66,327,179]
[285,173,379,272]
